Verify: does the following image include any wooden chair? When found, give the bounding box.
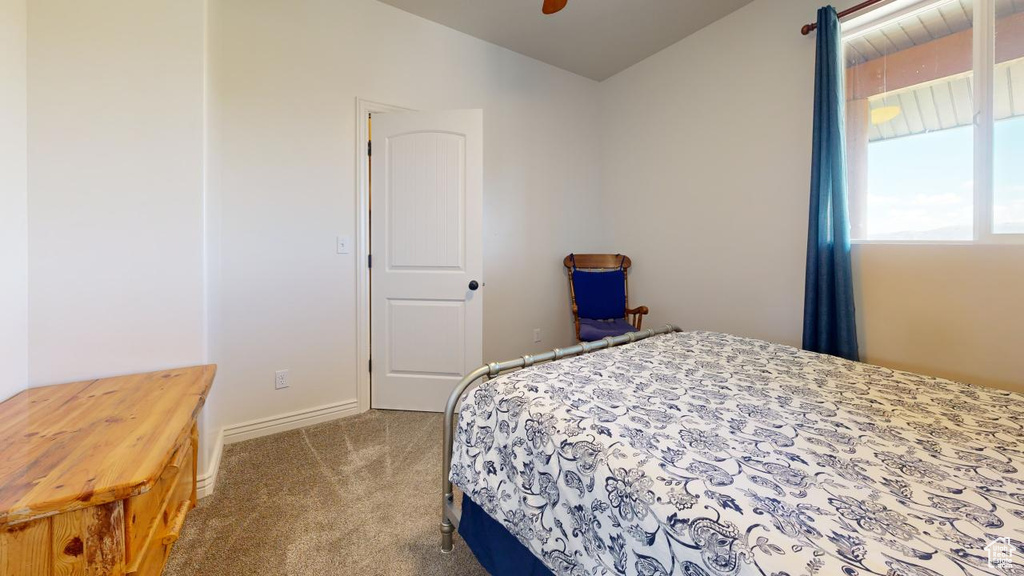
[564,254,649,342]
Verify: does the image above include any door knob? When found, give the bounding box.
[468,280,479,291]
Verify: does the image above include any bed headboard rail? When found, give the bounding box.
[440,324,682,553]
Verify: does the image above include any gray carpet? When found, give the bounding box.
[165,410,487,576]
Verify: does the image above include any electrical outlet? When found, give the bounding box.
[533,329,542,343]
[275,369,289,390]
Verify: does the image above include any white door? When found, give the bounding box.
[371,110,483,412]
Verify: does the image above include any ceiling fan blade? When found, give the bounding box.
[542,0,568,15]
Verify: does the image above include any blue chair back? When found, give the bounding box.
[569,256,626,320]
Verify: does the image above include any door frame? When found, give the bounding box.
[355,98,412,413]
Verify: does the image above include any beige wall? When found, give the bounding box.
[600,0,1024,392]
[854,244,1024,391]
[0,0,28,401]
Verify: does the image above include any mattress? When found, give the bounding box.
[450,331,1024,575]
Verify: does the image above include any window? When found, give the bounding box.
[994,0,1024,233]
[843,0,1024,242]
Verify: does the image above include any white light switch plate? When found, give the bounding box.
[336,235,351,254]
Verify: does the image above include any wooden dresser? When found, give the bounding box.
[0,365,215,576]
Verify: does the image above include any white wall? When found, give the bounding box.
[21,0,1016,490]
[205,0,605,450]
[600,0,840,344]
[600,0,1024,391]
[0,0,28,401]
[18,0,603,482]
[27,0,207,386]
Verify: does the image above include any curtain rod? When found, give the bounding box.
[801,0,887,34]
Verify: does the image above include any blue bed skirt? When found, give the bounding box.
[459,495,554,576]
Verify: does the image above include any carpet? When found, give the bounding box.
[164,410,488,575]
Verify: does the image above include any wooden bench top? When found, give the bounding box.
[0,365,216,528]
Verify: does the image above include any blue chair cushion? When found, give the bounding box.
[572,269,626,320]
[579,318,635,342]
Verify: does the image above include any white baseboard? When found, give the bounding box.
[196,429,223,499]
[196,399,362,498]
[222,399,361,444]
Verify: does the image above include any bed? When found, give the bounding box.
[441,327,1024,576]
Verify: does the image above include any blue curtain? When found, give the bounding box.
[803,6,859,362]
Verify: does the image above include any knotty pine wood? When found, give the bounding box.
[0,518,51,576]
[0,365,214,576]
[0,366,215,528]
[50,502,126,576]
[123,433,193,572]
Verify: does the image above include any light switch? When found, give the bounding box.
[337,235,352,254]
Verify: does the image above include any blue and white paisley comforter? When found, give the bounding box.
[450,331,1024,576]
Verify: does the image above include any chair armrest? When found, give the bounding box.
[626,306,649,330]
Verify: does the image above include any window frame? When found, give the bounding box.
[842,0,1024,245]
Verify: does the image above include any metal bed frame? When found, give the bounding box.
[439,324,682,553]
